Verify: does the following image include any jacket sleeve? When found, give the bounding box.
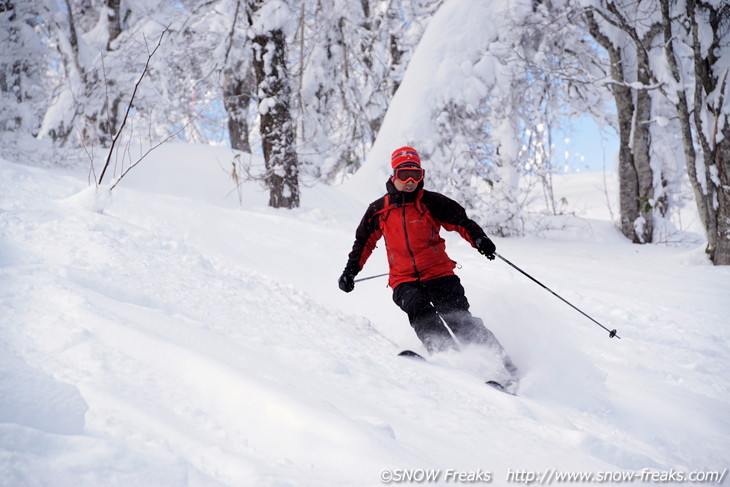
[343,198,384,275]
[422,191,488,247]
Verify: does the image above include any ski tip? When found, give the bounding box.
[485,380,517,395]
[398,350,426,360]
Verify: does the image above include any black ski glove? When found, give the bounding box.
[474,236,496,260]
[338,267,357,293]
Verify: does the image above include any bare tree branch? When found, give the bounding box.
[97,26,169,186]
[109,98,214,191]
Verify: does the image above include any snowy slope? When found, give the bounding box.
[1,145,729,486]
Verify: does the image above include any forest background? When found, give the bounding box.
[1,0,728,263]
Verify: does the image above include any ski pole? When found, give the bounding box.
[354,272,389,283]
[495,252,620,339]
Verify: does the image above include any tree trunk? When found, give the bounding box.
[660,0,713,254]
[716,124,730,264]
[631,44,657,243]
[587,6,664,243]
[250,26,300,208]
[0,0,21,131]
[585,10,641,242]
[106,0,122,50]
[660,0,730,264]
[685,0,730,264]
[223,66,253,153]
[616,87,641,242]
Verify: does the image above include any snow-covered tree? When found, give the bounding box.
[658,0,730,264]
[37,0,180,147]
[511,0,612,217]
[0,0,49,137]
[583,0,670,244]
[7,0,727,260]
[168,0,255,151]
[575,0,730,264]
[355,0,613,236]
[247,0,300,209]
[293,0,442,183]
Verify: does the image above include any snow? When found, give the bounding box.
[2,0,730,482]
[1,141,729,486]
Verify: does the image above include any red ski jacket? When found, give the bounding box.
[345,180,489,289]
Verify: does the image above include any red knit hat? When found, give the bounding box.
[391,146,421,169]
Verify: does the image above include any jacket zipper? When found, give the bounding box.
[401,205,421,279]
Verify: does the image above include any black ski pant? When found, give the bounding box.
[393,275,519,376]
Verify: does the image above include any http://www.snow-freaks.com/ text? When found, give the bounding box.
[378,467,728,484]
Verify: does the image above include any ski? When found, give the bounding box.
[398,350,516,395]
[398,349,426,360]
[485,380,514,395]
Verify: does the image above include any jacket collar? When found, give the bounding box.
[385,178,424,206]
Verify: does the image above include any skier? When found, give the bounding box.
[338,146,519,389]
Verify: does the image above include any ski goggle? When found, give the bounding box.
[394,167,425,183]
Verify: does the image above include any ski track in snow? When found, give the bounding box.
[1,153,729,486]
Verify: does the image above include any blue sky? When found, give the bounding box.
[553,116,619,173]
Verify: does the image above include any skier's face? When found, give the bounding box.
[392,166,423,193]
[393,177,418,192]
